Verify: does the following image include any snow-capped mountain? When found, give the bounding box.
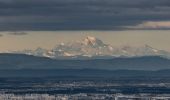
[113,45,160,57]
[10,36,170,59]
[49,36,114,58]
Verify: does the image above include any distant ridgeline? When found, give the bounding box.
[0,53,170,77]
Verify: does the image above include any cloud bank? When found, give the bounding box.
[0,0,170,31]
[8,32,28,36]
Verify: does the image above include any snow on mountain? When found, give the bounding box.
[114,45,160,57]
[9,36,170,59]
[12,47,49,58]
[50,36,114,58]
[82,36,106,47]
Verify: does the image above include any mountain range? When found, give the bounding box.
[0,53,170,77]
[10,36,170,59]
[0,53,170,71]
[1,36,170,77]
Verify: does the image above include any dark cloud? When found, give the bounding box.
[8,31,28,35]
[0,0,170,30]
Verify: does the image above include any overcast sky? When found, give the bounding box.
[0,0,170,51]
[0,0,170,30]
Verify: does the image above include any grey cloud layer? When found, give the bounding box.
[0,0,170,30]
[8,31,28,35]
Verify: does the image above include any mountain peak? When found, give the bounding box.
[86,36,96,41]
[144,44,153,49]
[83,36,97,45]
[82,36,105,46]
